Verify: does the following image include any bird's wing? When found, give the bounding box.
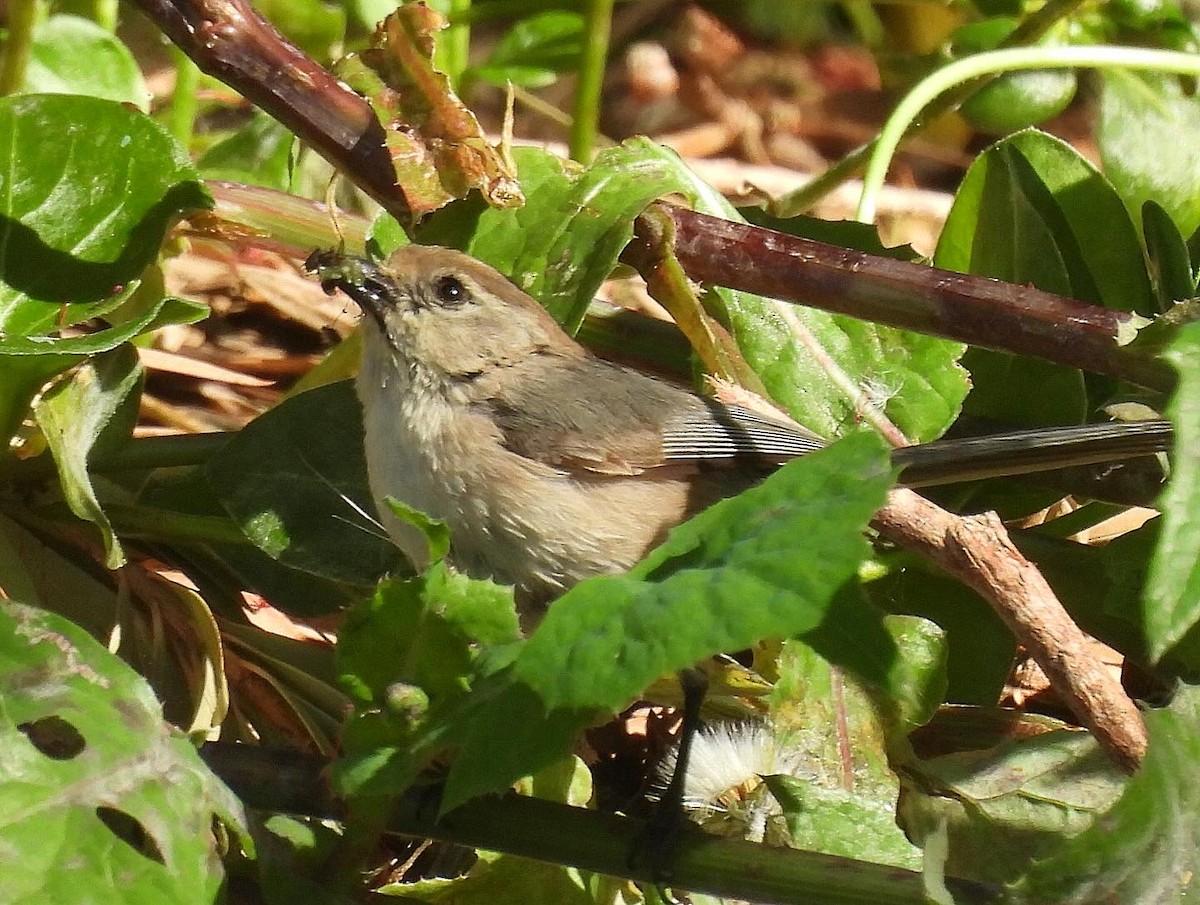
[476,356,824,476]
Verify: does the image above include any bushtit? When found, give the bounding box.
[308,245,1171,610]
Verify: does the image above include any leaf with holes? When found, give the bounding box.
[0,603,250,903]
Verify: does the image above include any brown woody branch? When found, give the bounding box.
[873,491,1147,772]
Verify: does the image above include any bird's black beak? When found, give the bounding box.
[304,250,394,330]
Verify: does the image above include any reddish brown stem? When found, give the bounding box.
[128,0,408,220]
[873,492,1147,772]
[648,205,1172,391]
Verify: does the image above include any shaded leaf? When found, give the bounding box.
[1008,684,1200,903]
[1143,199,1197,313]
[470,12,584,89]
[34,345,144,569]
[206,380,401,587]
[0,94,209,332]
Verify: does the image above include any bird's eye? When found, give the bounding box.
[433,275,469,306]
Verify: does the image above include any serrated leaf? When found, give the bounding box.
[1144,321,1200,663]
[23,15,149,110]
[1100,69,1200,240]
[0,603,249,904]
[517,433,894,711]
[0,94,209,333]
[206,380,401,586]
[34,345,144,569]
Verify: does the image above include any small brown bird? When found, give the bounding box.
[308,245,1171,611]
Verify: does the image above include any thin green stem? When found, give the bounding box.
[168,46,200,146]
[0,0,46,96]
[435,0,472,91]
[859,45,1200,222]
[770,0,1086,216]
[569,0,614,163]
[89,0,119,31]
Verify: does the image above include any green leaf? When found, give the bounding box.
[1143,199,1197,312]
[936,130,1152,314]
[767,773,921,869]
[469,12,584,89]
[0,353,81,448]
[517,433,895,711]
[440,435,895,812]
[934,130,1154,431]
[22,15,149,110]
[867,566,1014,706]
[206,380,401,586]
[254,0,347,59]
[1007,684,1200,903]
[198,110,297,190]
[34,345,144,569]
[1099,69,1200,240]
[0,603,249,903]
[898,726,1124,887]
[1144,321,1200,663]
[0,94,210,333]
[417,142,692,333]
[339,563,519,707]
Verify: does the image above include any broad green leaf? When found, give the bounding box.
[0,94,209,333]
[898,727,1124,886]
[1144,321,1200,663]
[469,12,584,89]
[1007,684,1200,903]
[937,130,1152,314]
[0,603,248,904]
[442,435,895,812]
[1100,69,1200,240]
[22,15,149,110]
[516,433,895,710]
[198,111,297,190]
[933,130,1153,430]
[337,561,520,800]
[34,345,144,569]
[206,380,401,586]
[339,564,519,707]
[756,620,942,869]
[137,465,364,619]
